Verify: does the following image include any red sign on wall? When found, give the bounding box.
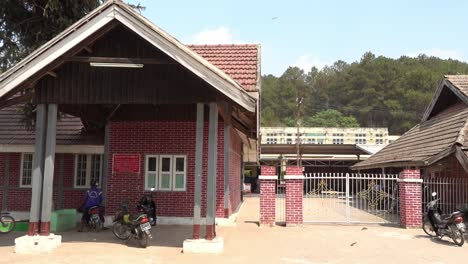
[113,154,140,174]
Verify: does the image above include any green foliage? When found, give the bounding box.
[261,52,468,134]
[304,109,359,127]
[0,0,145,71]
[0,0,103,70]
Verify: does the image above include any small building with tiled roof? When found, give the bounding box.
[352,75,468,226]
[353,75,468,174]
[0,0,260,244]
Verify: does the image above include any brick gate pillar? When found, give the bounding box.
[259,166,277,226]
[285,166,304,226]
[398,168,422,228]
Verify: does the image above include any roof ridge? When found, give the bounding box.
[186,44,259,47]
[456,116,468,145]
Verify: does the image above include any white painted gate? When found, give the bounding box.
[303,173,400,224]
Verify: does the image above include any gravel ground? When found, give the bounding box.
[0,197,467,264]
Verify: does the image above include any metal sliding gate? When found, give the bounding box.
[275,178,286,224]
[422,177,468,215]
[303,173,399,224]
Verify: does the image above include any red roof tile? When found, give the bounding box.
[188,44,260,92]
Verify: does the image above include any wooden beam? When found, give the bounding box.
[0,92,34,110]
[84,46,93,53]
[46,71,58,78]
[1,20,119,102]
[66,56,176,65]
[454,146,468,174]
[217,100,232,125]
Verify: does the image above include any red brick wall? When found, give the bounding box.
[228,128,242,215]
[261,166,276,176]
[285,179,303,225]
[285,166,303,225]
[260,166,276,226]
[0,153,5,210]
[0,116,237,220]
[7,153,32,211]
[61,154,87,210]
[285,166,303,176]
[107,118,227,218]
[0,153,83,212]
[399,169,422,228]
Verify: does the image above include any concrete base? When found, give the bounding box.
[15,234,62,254]
[183,237,224,254]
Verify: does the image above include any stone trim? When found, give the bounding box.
[397,178,423,183]
[259,175,278,180]
[284,175,304,180]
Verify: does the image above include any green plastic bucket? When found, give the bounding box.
[14,221,28,231]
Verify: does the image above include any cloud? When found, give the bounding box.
[191,27,237,44]
[293,54,329,71]
[406,48,465,60]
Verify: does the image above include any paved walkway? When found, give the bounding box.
[0,197,467,263]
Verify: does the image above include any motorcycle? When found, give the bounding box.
[79,206,103,232]
[422,191,466,246]
[112,200,152,248]
[138,188,157,226]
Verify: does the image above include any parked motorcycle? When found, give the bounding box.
[422,192,466,246]
[84,206,103,232]
[112,200,152,248]
[138,189,156,226]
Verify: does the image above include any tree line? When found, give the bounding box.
[262,52,468,134]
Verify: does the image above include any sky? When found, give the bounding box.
[137,0,468,76]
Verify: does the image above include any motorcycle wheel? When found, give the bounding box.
[95,221,103,232]
[138,232,149,248]
[451,225,464,247]
[112,222,130,240]
[0,215,15,234]
[422,218,437,237]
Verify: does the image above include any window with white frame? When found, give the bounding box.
[376,138,384,144]
[74,154,103,188]
[20,153,34,187]
[173,155,187,191]
[145,155,186,191]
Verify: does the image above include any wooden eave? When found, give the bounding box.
[422,79,468,122]
[0,1,256,113]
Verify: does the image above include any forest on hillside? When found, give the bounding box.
[262,52,468,135]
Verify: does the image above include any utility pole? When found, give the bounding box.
[296,96,303,166]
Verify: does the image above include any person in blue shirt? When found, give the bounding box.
[78,180,104,231]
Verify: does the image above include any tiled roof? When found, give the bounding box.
[353,108,468,169]
[0,45,259,146]
[446,75,468,96]
[0,105,102,145]
[188,44,260,92]
[354,75,468,170]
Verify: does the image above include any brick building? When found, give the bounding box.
[0,0,259,241]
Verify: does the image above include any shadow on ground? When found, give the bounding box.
[0,225,194,249]
[414,234,464,247]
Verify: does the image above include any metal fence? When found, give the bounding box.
[275,178,286,225]
[422,177,468,214]
[303,173,399,224]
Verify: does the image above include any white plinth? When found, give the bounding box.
[15,234,62,254]
[183,237,224,254]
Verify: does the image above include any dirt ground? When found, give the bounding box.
[0,196,467,264]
